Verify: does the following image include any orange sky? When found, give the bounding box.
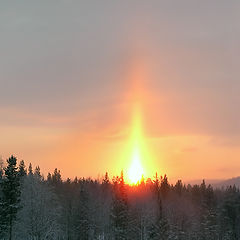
[2,54,240,183]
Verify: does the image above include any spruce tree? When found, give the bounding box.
[149,176,170,240]
[0,158,4,237]
[102,172,110,185]
[52,168,62,185]
[0,156,21,240]
[148,198,170,240]
[160,174,170,198]
[18,160,27,178]
[74,184,90,239]
[28,163,33,175]
[34,166,42,179]
[111,171,129,240]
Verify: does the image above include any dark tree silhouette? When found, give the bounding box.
[18,160,27,178]
[111,171,129,240]
[0,156,240,239]
[0,156,21,240]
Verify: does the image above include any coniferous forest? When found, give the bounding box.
[0,156,240,240]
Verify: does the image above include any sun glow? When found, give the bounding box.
[128,147,144,184]
[127,103,146,184]
[123,58,156,184]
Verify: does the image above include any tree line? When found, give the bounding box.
[0,155,240,240]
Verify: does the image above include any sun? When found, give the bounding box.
[128,147,144,184]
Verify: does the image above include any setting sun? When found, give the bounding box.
[128,147,144,184]
[126,99,148,184]
[124,60,156,184]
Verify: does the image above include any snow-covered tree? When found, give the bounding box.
[14,173,61,239]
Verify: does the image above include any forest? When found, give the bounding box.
[0,156,240,240]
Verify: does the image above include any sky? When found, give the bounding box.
[1,1,240,182]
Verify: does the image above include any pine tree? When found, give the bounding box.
[28,163,33,175]
[219,187,240,240]
[0,156,21,240]
[160,174,170,199]
[102,172,110,185]
[0,157,5,238]
[200,209,218,240]
[98,172,112,239]
[111,171,129,240]
[47,172,52,182]
[52,168,62,185]
[148,198,170,240]
[15,173,61,239]
[174,180,183,196]
[149,176,170,240]
[74,183,90,240]
[18,160,27,178]
[34,165,42,180]
[198,184,219,239]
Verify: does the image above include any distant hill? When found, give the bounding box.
[185,177,240,188]
[213,176,240,189]
[186,179,220,186]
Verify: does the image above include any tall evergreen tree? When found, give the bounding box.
[52,168,62,185]
[34,165,42,180]
[15,173,61,239]
[102,172,110,185]
[18,160,27,178]
[160,174,170,199]
[148,198,170,240]
[28,163,33,175]
[0,156,21,240]
[111,171,129,240]
[74,184,90,240]
[0,157,4,238]
[148,175,170,240]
